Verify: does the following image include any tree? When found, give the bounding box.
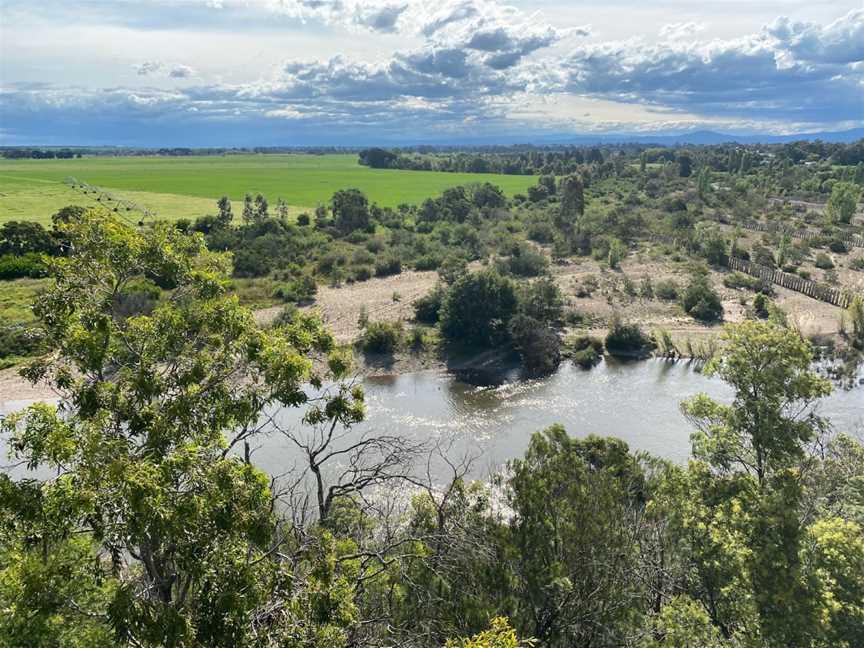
[0,220,55,255]
[697,167,711,200]
[681,275,723,323]
[0,209,363,646]
[276,197,289,220]
[681,320,831,485]
[332,188,370,233]
[440,270,518,347]
[505,426,648,645]
[254,192,269,220]
[216,195,233,226]
[677,154,693,178]
[358,147,397,169]
[242,192,254,223]
[827,181,861,224]
[557,175,585,233]
[445,617,535,648]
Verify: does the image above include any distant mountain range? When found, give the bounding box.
[411,128,864,147]
[562,128,864,146]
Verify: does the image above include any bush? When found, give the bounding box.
[654,279,679,301]
[518,277,563,323]
[508,314,561,376]
[414,287,444,324]
[605,317,655,357]
[361,321,402,354]
[349,266,373,282]
[273,275,317,303]
[0,252,48,280]
[296,213,310,226]
[0,325,46,362]
[723,272,762,291]
[681,276,724,323]
[112,278,161,319]
[828,239,848,254]
[526,220,556,244]
[752,293,770,319]
[413,254,443,271]
[440,270,518,347]
[374,254,402,277]
[498,243,548,277]
[566,335,604,368]
[814,253,834,270]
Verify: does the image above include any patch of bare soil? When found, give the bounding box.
[0,366,56,410]
[257,270,439,343]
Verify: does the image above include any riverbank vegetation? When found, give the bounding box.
[1,210,863,647]
[4,140,863,379]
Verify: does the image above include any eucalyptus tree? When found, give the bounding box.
[0,209,365,647]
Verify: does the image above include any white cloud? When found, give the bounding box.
[659,22,705,40]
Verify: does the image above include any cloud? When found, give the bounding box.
[766,9,864,65]
[1,3,862,144]
[136,61,163,76]
[659,22,705,40]
[557,9,864,124]
[169,65,196,79]
[135,61,196,79]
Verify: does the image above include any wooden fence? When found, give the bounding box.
[739,220,864,249]
[727,256,853,309]
[647,229,861,308]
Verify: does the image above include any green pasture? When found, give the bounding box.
[0,154,537,225]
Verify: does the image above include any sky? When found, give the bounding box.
[0,0,862,146]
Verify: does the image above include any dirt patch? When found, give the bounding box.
[257,270,439,343]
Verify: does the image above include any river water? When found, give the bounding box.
[3,359,862,479]
[244,358,864,478]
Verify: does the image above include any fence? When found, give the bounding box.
[739,220,864,249]
[726,256,853,309]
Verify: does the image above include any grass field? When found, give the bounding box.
[0,154,537,225]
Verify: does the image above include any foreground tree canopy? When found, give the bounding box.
[1,210,863,647]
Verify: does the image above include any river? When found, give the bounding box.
[2,359,862,479]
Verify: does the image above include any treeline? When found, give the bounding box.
[1,211,862,647]
[359,140,864,177]
[1,148,82,159]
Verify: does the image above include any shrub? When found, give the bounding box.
[0,252,48,280]
[526,220,556,244]
[296,213,310,226]
[414,287,444,324]
[508,314,561,376]
[566,335,604,368]
[351,248,376,266]
[850,258,864,271]
[374,255,402,277]
[361,321,402,354]
[681,276,724,323]
[723,272,761,291]
[499,243,548,277]
[112,278,161,319]
[607,239,627,269]
[828,239,848,254]
[814,253,834,270]
[351,266,374,282]
[0,324,47,362]
[518,277,563,323]
[273,275,317,303]
[413,254,443,271]
[752,293,770,319]
[654,279,679,301]
[440,270,518,347]
[605,316,655,357]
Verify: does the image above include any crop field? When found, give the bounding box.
[0,154,537,225]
